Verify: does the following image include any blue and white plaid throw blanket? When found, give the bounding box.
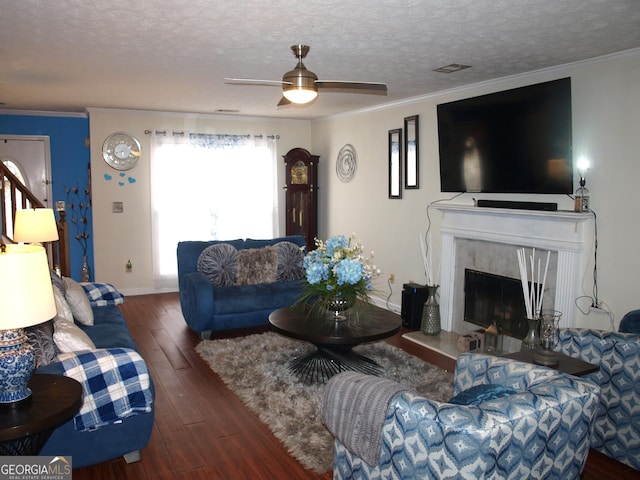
[59,348,153,432]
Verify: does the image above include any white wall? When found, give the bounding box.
[310,49,640,330]
[88,109,311,294]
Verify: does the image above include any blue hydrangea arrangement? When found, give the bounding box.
[296,235,380,309]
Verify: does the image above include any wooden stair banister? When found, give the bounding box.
[56,211,70,277]
[1,161,70,276]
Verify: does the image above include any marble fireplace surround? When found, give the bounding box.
[436,204,593,336]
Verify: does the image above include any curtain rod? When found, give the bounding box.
[144,130,279,139]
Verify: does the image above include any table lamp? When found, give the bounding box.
[0,243,56,405]
[13,208,59,245]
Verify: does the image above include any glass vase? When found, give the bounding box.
[81,255,91,282]
[521,316,540,351]
[421,285,441,336]
[326,295,355,322]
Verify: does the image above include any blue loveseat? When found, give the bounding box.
[322,353,600,479]
[177,235,306,339]
[35,281,154,468]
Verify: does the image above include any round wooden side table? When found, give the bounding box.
[0,374,82,456]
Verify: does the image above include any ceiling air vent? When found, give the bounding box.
[433,64,471,74]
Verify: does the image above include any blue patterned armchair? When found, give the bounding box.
[556,328,640,471]
[322,353,600,480]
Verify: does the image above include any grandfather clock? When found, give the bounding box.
[283,148,319,250]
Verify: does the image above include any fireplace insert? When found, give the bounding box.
[464,269,537,339]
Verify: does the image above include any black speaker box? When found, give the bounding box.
[401,283,428,329]
[477,199,558,211]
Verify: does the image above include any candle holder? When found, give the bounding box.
[533,310,562,366]
[484,320,503,353]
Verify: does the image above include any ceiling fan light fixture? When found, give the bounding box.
[282,67,318,104]
[227,44,386,108]
[283,86,318,104]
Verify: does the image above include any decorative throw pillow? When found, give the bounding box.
[274,241,304,281]
[448,384,517,406]
[236,246,278,285]
[52,315,96,352]
[25,320,57,368]
[80,282,125,307]
[197,243,238,286]
[53,284,74,323]
[64,276,94,326]
[50,269,66,294]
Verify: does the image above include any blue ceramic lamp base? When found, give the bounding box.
[0,328,35,404]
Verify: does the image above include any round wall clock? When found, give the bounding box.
[336,144,356,182]
[102,132,142,171]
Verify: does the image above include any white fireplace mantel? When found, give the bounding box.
[435,204,593,331]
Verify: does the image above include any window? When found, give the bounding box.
[150,133,278,289]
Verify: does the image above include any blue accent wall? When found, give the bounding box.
[0,113,93,280]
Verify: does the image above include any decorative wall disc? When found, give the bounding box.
[336,144,357,182]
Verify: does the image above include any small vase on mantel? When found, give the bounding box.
[421,285,441,336]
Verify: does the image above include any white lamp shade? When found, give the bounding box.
[14,208,59,243]
[0,244,56,329]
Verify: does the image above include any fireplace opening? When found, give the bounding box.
[464,269,540,339]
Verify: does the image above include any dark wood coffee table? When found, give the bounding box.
[269,302,402,384]
[502,349,599,377]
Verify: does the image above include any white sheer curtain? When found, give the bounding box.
[149,132,279,289]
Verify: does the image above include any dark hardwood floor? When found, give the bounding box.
[72,293,639,479]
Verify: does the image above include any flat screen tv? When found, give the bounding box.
[437,77,573,194]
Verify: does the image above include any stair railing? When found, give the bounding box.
[1,161,70,276]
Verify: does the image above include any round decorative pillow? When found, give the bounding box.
[197,243,238,286]
[274,242,304,281]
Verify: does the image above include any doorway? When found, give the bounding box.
[1,135,53,238]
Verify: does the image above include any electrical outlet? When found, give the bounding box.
[389,274,395,284]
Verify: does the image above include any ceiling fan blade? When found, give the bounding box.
[224,77,292,86]
[277,97,291,106]
[316,80,387,95]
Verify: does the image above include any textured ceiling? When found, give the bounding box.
[1,0,639,120]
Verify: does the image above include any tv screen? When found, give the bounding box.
[438,78,573,194]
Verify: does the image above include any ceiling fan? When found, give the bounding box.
[225,45,387,106]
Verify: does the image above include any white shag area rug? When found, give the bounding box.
[196,332,454,474]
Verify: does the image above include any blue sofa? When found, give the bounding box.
[322,353,600,480]
[36,284,154,468]
[556,327,640,471]
[177,235,306,339]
